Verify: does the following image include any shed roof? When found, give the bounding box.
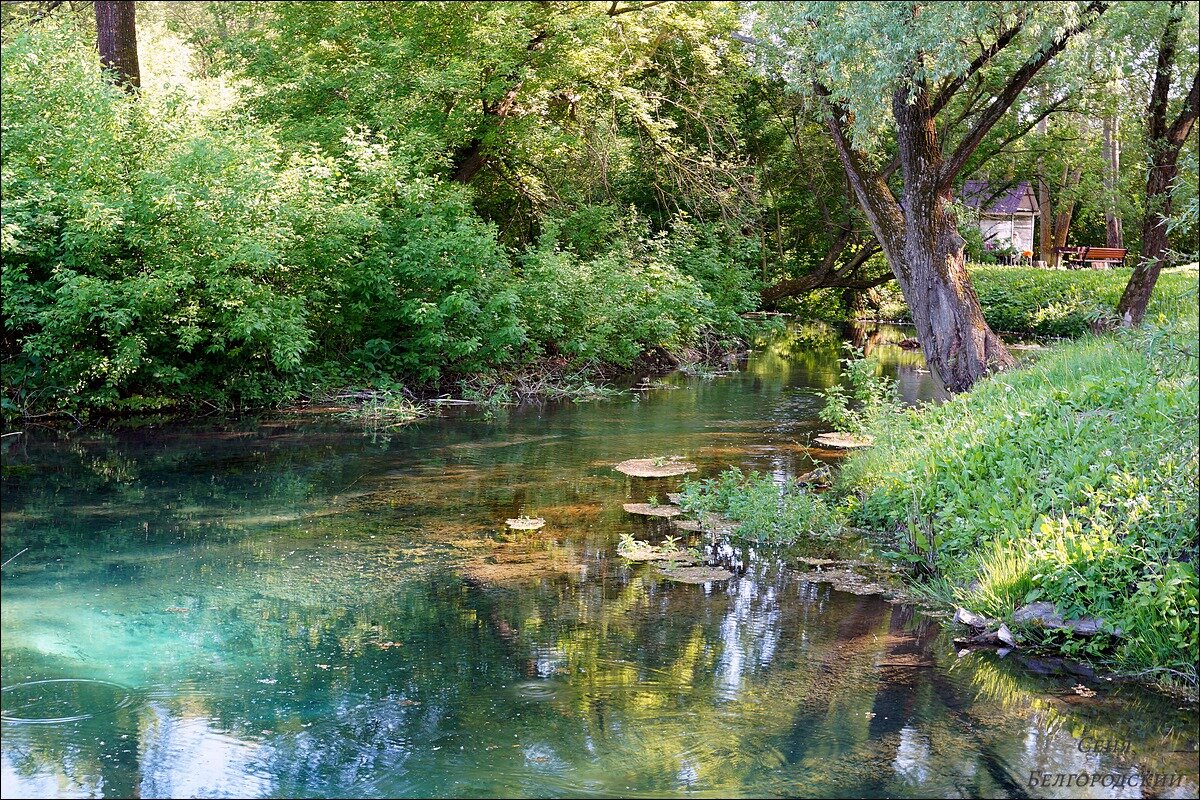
[960,180,1039,215]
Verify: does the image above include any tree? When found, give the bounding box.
[1102,114,1123,248]
[755,3,1107,391]
[94,0,139,89]
[1116,1,1199,327]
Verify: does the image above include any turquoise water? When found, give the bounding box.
[2,324,1196,798]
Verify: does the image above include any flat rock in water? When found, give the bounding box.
[505,517,546,531]
[618,544,698,564]
[671,519,704,532]
[623,503,684,518]
[953,607,998,629]
[658,565,734,583]
[814,433,874,449]
[613,458,698,478]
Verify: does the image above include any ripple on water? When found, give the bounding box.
[1,678,138,724]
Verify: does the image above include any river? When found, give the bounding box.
[2,322,1196,798]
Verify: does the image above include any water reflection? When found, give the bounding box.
[2,323,1195,798]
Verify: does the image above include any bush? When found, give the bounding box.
[512,216,755,367]
[677,467,846,544]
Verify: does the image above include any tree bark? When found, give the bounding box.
[1036,118,1054,263]
[1102,115,1123,248]
[822,80,1014,393]
[94,0,140,90]
[1049,165,1083,265]
[1117,2,1199,326]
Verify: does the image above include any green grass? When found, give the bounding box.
[875,265,1199,337]
[842,313,1199,682]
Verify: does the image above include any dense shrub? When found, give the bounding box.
[514,217,757,367]
[1,24,756,417]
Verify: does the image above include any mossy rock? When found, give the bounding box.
[618,543,699,564]
[659,565,734,583]
[814,432,874,449]
[614,457,698,477]
[623,503,684,518]
[505,517,546,531]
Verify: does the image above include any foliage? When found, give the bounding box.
[818,343,901,435]
[514,216,756,367]
[0,19,755,418]
[841,313,1199,677]
[678,467,846,545]
[876,266,1199,337]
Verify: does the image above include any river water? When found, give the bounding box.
[2,323,1196,799]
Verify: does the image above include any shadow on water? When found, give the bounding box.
[2,322,1195,798]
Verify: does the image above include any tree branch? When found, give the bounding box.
[929,15,1026,118]
[939,2,1108,190]
[607,1,669,16]
[1165,71,1199,146]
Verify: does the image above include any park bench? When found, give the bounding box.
[1055,246,1127,269]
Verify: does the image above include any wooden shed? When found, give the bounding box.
[960,180,1040,255]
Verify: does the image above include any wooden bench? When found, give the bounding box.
[1055,246,1127,269]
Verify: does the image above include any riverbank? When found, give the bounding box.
[681,304,1200,696]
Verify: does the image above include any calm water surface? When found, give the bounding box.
[2,324,1196,799]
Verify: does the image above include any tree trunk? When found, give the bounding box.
[1102,115,1123,248]
[1049,165,1083,263]
[856,86,1014,393]
[892,203,1014,392]
[1117,145,1184,324]
[1116,2,1198,327]
[1036,117,1054,263]
[94,1,139,90]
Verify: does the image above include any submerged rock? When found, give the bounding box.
[617,542,698,564]
[813,433,874,449]
[623,503,684,518]
[505,517,546,531]
[658,565,734,583]
[613,457,698,477]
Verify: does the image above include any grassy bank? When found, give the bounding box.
[683,293,1199,690]
[873,265,1198,337]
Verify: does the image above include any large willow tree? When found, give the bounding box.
[755,2,1108,391]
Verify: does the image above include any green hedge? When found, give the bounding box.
[877,266,1199,337]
